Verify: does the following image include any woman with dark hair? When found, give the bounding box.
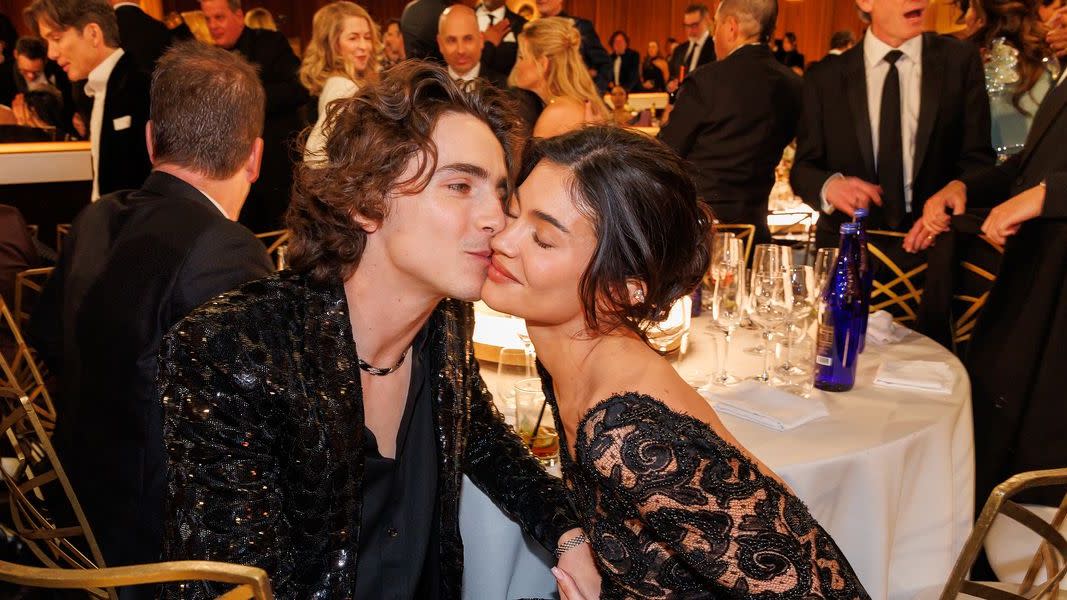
[482,125,870,599]
[954,0,1057,160]
[640,39,669,92]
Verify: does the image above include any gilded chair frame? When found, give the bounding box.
[714,223,756,264]
[0,388,111,598]
[952,234,1004,347]
[940,468,1067,600]
[254,230,290,271]
[55,223,71,255]
[0,559,273,599]
[866,229,928,324]
[0,298,56,432]
[14,267,54,329]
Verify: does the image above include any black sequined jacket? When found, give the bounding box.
[158,271,578,599]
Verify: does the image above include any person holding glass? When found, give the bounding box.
[482,124,869,599]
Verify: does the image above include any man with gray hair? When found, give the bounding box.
[659,0,802,244]
[29,41,274,582]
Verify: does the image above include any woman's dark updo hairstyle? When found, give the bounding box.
[518,125,713,343]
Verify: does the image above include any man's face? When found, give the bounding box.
[37,20,100,82]
[857,0,929,46]
[15,53,47,89]
[483,0,507,9]
[438,10,483,76]
[536,0,563,17]
[683,10,708,43]
[201,0,245,49]
[370,112,508,302]
[384,22,404,58]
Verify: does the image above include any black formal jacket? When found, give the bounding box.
[668,35,716,80]
[95,51,152,197]
[28,172,273,570]
[228,27,309,233]
[479,5,527,76]
[401,0,448,62]
[115,4,172,75]
[559,11,611,91]
[791,32,994,245]
[659,44,802,243]
[0,204,40,308]
[158,271,579,599]
[959,77,1067,507]
[609,48,640,92]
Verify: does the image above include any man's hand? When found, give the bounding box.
[666,78,679,93]
[824,176,883,217]
[11,93,29,126]
[903,218,941,253]
[1047,7,1067,58]
[555,529,600,600]
[921,179,968,234]
[484,19,509,47]
[981,184,1045,245]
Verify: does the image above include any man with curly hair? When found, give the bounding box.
[158,61,599,599]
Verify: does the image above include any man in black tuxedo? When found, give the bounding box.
[535,0,611,91]
[1,36,76,128]
[790,0,994,250]
[28,0,150,201]
[438,4,508,88]
[667,3,716,91]
[200,0,308,234]
[110,0,172,75]
[477,0,526,76]
[608,30,640,92]
[911,69,1067,510]
[29,42,273,581]
[659,0,801,244]
[402,0,449,61]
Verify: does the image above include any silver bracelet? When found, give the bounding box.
[555,533,588,558]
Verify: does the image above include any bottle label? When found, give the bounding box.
[816,355,833,366]
[815,322,835,366]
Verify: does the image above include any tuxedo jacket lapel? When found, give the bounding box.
[844,48,876,178]
[913,34,943,178]
[1018,77,1067,168]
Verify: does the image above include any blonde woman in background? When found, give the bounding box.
[510,16,608,138]
[244,7,278,30]
[300,1,380,162]
[180,11,214,45]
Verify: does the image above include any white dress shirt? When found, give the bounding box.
[613,55,621,86]
[476,4,515,43]
[84,48,125,202]
[449,62,481,83]
[686,30,710,76]
[821,30,922,213]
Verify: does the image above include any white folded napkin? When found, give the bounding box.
[708,381,829,431]
[873,360,955,394]
[866,310,910,345]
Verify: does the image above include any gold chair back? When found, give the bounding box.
[14,267,54,329]
[866,229,928,325]
[254,230,290,271]
[0,298,56,432]
[940,468,1067,600]
[0,559,273,599]
[0,387,111,598]
[714,223,756,264]
[55,224,71,255]
[952,234,1004,348]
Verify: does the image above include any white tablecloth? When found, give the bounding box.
[460,315,974,600]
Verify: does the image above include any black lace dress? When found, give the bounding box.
[544,379,871,599]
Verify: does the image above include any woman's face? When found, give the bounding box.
[511,37,546,92]
[647,41,659,58]
[336,16,373,73]
[482,161,598,328]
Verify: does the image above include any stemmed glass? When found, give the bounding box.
[814,247,839,297]
[744,244,791,355]
[777,265,816,376]
[747,262,789,383]
[701,232,737,313]
[708,236,745,386]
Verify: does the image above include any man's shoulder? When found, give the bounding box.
[925,32,980,64]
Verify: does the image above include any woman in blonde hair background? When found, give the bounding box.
[300,1,380,162]
[244,7,278,30]
[510,16,608,138]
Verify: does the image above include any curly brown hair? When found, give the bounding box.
[286,60,525,285]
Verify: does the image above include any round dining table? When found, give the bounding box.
[459,306,974,600]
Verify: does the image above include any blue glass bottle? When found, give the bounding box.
[814,223,864,392]
[853,208,872,353]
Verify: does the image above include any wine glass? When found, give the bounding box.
[744,244,790,354]
[701,232,737,313]
[708,237,745,386]
[513,378,559,466]
[496,347,534,419]
[814,247,839,297]
[777,265,816,377]
[747,268,789,382]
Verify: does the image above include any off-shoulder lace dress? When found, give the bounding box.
[546,387,871,599]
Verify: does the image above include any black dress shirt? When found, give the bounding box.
[355,327,440,599]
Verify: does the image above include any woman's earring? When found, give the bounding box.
[633,289,646,303]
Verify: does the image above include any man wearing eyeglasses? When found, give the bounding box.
[667,3,717,94]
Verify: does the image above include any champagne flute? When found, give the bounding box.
[777,265,816,376]
[747,268,789,382]
[702,232,737,313]
[744,244,789,354]
[709,237,745,386]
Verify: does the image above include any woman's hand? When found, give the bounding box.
[981,184,1045,245]
[554,529,600,600]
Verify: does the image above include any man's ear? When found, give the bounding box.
[145,121,156,164]
[352,211,380,234]
[244,137,264,184]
